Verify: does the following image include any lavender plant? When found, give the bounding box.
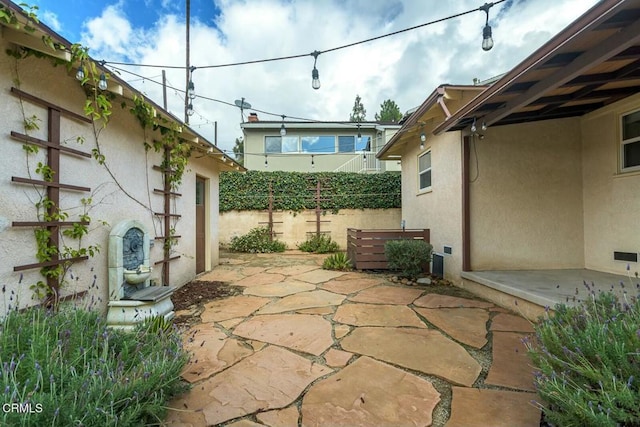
[526,281,640,426]
[0,307,188,426]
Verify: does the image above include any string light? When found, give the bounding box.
[311,154,315,168]
[311,51,321,90]
[470,117,477,133]
[280,115,287,137]
[98,72,108,90]
[75,63,85,81]
[264,154,268,168]
[479,3,495,51]
[481,121,487,131]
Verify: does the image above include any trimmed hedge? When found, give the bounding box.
[220,171,401,213]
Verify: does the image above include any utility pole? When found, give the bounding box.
[162,70,167,110]
[184,0,191,123]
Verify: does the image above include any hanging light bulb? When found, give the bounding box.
[311,154,315,168]
[264,155,268,168]
[75,63,85,81]
[311,50,321,90]
[98,72,108,90]
[357,123,362,144]
[481,121,487,131]
[470,118,477,133]
[280,115,286,136]
[480,3,494,51]
[420,132,426,150]
[187,103,194,116]
[187,80,195,100]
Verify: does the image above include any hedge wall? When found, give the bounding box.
[220,171,401,213]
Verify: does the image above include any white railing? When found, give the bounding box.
[334,151,381,173]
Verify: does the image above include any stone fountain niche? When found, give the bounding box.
[106,220,175,330]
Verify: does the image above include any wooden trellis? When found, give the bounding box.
[258,183,282,240]
[307,179,331,237]
[9,87,92,306]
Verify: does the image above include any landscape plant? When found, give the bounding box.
[298,234,340,254]
[0,307,189,426]
[525,287,640,426]
[322,252,353,271]
[384,239,432,278]
[229,227,286,253]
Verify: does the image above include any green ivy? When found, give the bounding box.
[220,171,401,213]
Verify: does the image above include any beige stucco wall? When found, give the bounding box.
[469,118,585,270]
[219,208,401,249]
[0,37,221,314]
[399,131,464,282]
[581,92,640,275]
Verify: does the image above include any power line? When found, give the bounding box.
[101,1,505,70]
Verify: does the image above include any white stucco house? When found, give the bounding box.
[241,113,401,172]
[0,1,244,317]
[378,0,640,319]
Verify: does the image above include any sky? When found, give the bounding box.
[28,0,600,158]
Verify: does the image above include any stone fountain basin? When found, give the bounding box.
[123,266,152,284]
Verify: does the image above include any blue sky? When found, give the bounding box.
[23,0,599,156]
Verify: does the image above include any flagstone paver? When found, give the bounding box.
[266,265,319,276]
[333,303,426,328]
[234,272,286,287]
[291,269,348,284]
[201,295,271,322]
[301,356,441,427]
[341,327,481,386]
[324,348,353,367]
[485,331,536,391]
[296,306,336,315]
[181,326,253,383]
[233,314,334,356]
[333,324,351,339]
[446,387,541,427]
[257,290,345,314]
[174,346,331,426]
[243,280,316,297]
[319,277,383,295]
[256,406,300,427]
[490,312,536,333]
[348,285,424,305]
[237,266,269,276]
[414,307,489,348]
[198,267,245,282]
[227,420,265,427]
[414,294,494,309]
[218,317,244,329]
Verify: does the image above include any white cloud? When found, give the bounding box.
[77,0,599,159]
[41,10,61,32]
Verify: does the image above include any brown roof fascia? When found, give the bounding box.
[432,0,629,135]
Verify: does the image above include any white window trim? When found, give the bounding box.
[418,149,432,193]
[620,108,640,173]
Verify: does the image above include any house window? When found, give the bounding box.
[622,109,640,172]
[338,135,371,152]
[265,136,298,153]
[418,150,431,191]
[301,136,335,153]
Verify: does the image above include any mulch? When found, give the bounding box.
[172,280,243,328]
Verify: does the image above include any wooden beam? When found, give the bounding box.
[10,88,91,123]
[482,17,640,126]
[2,26,71,61]
[12,177,91,192]
[11,131,92,158]
[12,221,89,227]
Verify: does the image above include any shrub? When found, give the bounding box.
[526,290,640,426]
[322,252,353,271]
[384,239,432,278]
[298,234,340,254]
[229,227,286,253]
[0,307,189,426]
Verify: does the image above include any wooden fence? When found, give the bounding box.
[346,228,431,271]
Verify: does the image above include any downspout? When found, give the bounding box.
[462,135,471,271]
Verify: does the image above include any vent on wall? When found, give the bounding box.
[432,253,444,278]
[614,251,638,262]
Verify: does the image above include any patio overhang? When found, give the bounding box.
[435,0,640,134]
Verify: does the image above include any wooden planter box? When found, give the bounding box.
[346,228,431,271]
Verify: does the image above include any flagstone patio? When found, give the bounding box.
[164,251,542,427]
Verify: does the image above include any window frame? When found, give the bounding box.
[418,149,432,192]
[264,135,300,154]
[620,108,640,173]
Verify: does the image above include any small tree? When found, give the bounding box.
[232,137,244,165]
[375,99,402,122]
[349,95,367,122]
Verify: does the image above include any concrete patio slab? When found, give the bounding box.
[446,387,540,427]
[485,331,536,391]
[348,285,423,305]
[201,296,271,323]
[333,303,426,328]
[301,356,440,427]
[256,406,300,427]
[414,307,489,349]
[233,272,286,287]
[233,314,334,356]
[291,269,348,284]
[257,290,345,314]
[178,346,331,426]
[319,278,383,295]
[341,327,482,387]
[414,294,493,309]
[243,280,316,297]
[490,313,536,333]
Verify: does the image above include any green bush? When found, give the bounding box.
[0,307,188,426]
[220,170,401,213]
[298,234,340,254]
[526,290,640,426]
[384,239,432,278]
[322,252,353,271]
[229,227,286,253]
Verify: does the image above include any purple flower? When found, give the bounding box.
[636,329,640,339]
